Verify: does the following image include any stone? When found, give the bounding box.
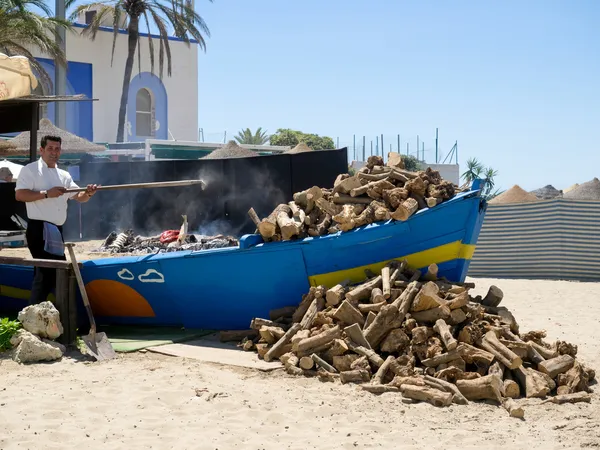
[11,330,64,364]
[17,301,63,340]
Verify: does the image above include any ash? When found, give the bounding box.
[97,230,239,255]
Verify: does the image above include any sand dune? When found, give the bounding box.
[1,276,598,449]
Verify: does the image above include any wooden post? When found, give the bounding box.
[54,268,76,346]
[68,270,78,346]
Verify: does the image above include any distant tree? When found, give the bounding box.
[402,155,422,172]
[269,128,335,150]
[234,127,269,145]
[461,157,500,200]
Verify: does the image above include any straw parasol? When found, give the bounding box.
[488,185,540,204]
[563,178,600,200]
[529,184,563,200]
[286,142,312,154]
[0,118,106,156]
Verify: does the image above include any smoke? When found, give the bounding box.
[77,156,288,240]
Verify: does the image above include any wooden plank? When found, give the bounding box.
[67,271,78,346]
[54,268,75,346]
[0,256,80,269]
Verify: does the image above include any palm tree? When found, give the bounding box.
[234,127,270,145]
[0,0,71,93]
[69,0,212,142]
[461,157,500,200]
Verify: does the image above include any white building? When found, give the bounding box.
[32,11,199,143]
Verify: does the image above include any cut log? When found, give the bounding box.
[503,398,525,419]
[456,374,503,403]
[512,366,551,398]
[488,362,504,379]
[411,326,433,345]
[333,300,365,327]
[448,308,468,326]
[360,384,401,394]
[358,302,386,314]
[363,311,377,330]
[426,197,442,208]
[421,350,461,368]
[324,339,349,360]
[372,355,396,385]
[311,353,337,373]
[219,329,258,342]
[379,329,410,354]
[381,267,391,299]
[537,354,575,379]
[370,288,386,304]
[391,198,419,221]
[298,356,314,370]
[481,331,523,369]
[363,304,403,349]
[504,380,520,399]
[263,323,302,362]
[280,352,299,369]
[391,280,422,317]
[259,326,285,344]
[541,392,591,405]
[411,305,451,323]
[333,354,360,372]
[258,204,291,239]
[294,186,324,213]
[340,369,371,384]
[399,385,453,407]
[446,291,469,310]
[332,176,363,195]
[481,285,504,307]
[528,341,558,360]
[315,198,342,217]
[247,207,262,228]
[255,343,270,359]
[326,282,348,307]
[344,323,372,349]
[433,319,458,351]
[333,192,373,205]
[386,151,405,169]
[423,264,438,281]
[346,276,383,303]
[250,318,277,330]
[411,282,444,312]
[345,340,385,367]
[296,325,342,354]
[382,187,409,209]
[423,375,469,405]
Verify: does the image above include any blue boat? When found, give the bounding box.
[0,180,487,330]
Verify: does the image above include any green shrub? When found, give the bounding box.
[0,318,22,352]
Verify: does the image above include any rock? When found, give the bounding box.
[11,330,64,364]
[17,301,63,340]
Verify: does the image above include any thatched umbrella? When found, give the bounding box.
[529,184,563,200]
[0,118,106,157]
[286,142,312,154]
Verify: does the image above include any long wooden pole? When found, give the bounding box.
[65,179,206,193]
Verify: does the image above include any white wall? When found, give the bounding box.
[34,26,198,143]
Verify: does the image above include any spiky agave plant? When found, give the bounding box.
[234,127,270,145]
[69,0,212,142]
[0,0,72,93]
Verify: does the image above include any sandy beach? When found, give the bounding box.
[1,276,598,450]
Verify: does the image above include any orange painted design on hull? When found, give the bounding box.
[85,280,156,317]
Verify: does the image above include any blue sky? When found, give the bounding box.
[194,0,599,192]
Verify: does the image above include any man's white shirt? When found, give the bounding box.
[15,158,80,226]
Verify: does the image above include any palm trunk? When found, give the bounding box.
[116,16,139,143]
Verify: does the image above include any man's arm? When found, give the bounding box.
[16,186,67,202]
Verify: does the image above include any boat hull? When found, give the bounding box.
[0,185,487,330]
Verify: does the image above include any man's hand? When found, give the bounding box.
[85,184,99,196]
[47,186,67,198]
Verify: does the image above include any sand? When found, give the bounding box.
[202,140,258,159]
[489,185,540,204]
[1,276,598,450]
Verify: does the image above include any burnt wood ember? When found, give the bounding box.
[244,260,593,412]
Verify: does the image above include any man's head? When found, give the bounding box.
[40,135,62,168]
[0,167,12,182]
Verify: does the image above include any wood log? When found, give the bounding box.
[382,187,409,209]
[380,266,392,299]
[255,343,270,359]
[372,355,396,385]
[433,319,458,351]
[340,369,371,384]
[488,362,504,379]
[456,374,503,403]
[351,356,371,372]
[446,291,469,310]
[333,300,365,327]
[503,398,524,419]
[426,197,442,208]
[481,331,523,369]
[250,318,277,330]
[423,375,469,405]
[344,323,372,349]
[280,352,299,369]
[324,339,349,360]
[364,311,377,330]
[358,171,389,182]
[292,287,322,323]
[528,341,558,360]
[358,302,386,314]
[512,366,551,398]
[311,353,337,373]
[291,330,311,352]
[504,380,520,399]
[411,326,433,345]
[421,350,461,368]
[411,282,444,312]
[270,306,296,321]
[325,281,349,307]
[296,325,342,354]
[219,329,258,342]
[346,276,382,303]
[361,384,401,394]
[391,198,419,221]
[407,269,422,284]
[333,192,373,205]
[379,329,410,354]
[370,287,385,304]
[257,204,290,239]
[423,264,438,281]
[399,385,453,407]
[537,354,575,379]
[333,354,360,372]
[242,340,255,351]
[541,392,591,405]
[276,207,300,241]
[481,285,504,307]
[345,340,384,367]
[448,308,468,325]
[500,328,545,365]
[315,198,342,217]
[405,176,427,196]
[411,305,451,323]
[263,323,302,362]
[294,186,324,213]
[247,207,262,228]
[363,304,403,349]
[332,176,363,195]
[391,280,421,317]
[259,326,285,344]
[298,356,314,370]
[481,305,519,334]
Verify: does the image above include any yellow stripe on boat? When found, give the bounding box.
[0,285,31,300]
[308,241,476,287]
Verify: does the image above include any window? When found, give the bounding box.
[135,88,154,137]
[85,11,97,24]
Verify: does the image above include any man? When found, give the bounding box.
[0,167,12,182]
[15,135,98,305]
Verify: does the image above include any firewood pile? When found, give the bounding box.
[248,153,460,242]
[96,230,238,255]
[237,261,595,416]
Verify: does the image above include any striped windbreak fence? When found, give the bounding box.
[469,198,600,281]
